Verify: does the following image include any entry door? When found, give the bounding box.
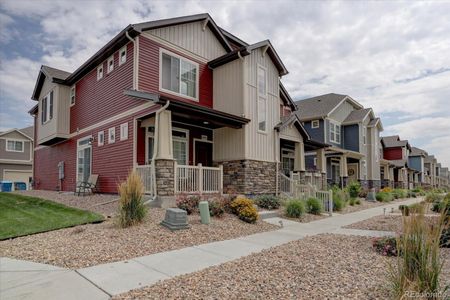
[331,163,340,184]
[194,141,212,166]
[77,137,92,182]
[348,164,358,182]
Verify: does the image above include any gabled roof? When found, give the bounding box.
[342,108,373,124]
[410,147,427,157]
[31,65,72,100]
[280,82,297,110]
[390,159,408,168]
[294,93,363,121]
[0,126,34,141]
[368,117,383,131]
[381,135,410,149]
[275,114,310,140]
[424,155,437,164]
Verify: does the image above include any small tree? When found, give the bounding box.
[347,181,361,198]
[118,171,147,228]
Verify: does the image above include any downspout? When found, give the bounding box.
[125,31,138,90]
[144,101,170,205]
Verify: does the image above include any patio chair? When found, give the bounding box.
[75,174,99,196]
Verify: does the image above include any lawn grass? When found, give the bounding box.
[0,192,104,240]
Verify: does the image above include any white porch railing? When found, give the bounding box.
[135,164,155,196]
[175,163,223,194]
[279,172,333,215]
[291,171,323,190]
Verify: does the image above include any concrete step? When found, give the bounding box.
[258,210,280,219]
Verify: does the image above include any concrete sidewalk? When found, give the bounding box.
[1,198,419,299]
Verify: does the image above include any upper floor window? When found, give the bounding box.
[120,123,128,140]
[172,128,188,165]
[119,46,127,66]
[330,121,341,144]
[160,49,198,100]
[6,140,24,152]
[311,120,320,128]
[363,127,367,145]
[257,66,267,132]
[107,55,114,73]
[97,64,104,80]
[70,85,76,106]
[41,91,53,124]
[98,131,104,146]
[108,127,115,144]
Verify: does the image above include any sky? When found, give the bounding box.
[0,0,449,167]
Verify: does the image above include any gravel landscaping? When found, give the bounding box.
[113,234,450,300]
[340,197,417,214]
[14,190,119,216]
[0,209,278,269]
[344,214,441,233]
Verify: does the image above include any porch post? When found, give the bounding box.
[294,142,305,172]
[316,148,327,190]
[340,154,348,187]
[155,110,173,160]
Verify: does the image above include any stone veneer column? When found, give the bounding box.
[154,159,175,208]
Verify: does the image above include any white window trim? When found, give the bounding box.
[145,126,155,164]
[108,127,115,144]
[5,139,24,152]
[107,55,114,73]
[120,122,128,140]
[313,157,317,166]
[172,127,189,165]
[70,85,76,107]
[119,46,127,66]
[98,131,104,146]
[257,64,268,134]
[76,136,92,183]
[311,120,320,128]
[329,121,341,144]
[97,64,104,81]
[159,48,200,102]
[41,91,53,124]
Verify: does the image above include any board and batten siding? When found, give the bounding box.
[147,21,227,61]
[212,59,244,116]
[328,100,355,123]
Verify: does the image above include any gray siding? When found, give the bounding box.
[343,124,359,152]
[409,156,423,172]
[303,120,324,142]
[0,163,32,181]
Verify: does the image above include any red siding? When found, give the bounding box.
[70,43,146,131]
[138,36,213,108]
[384,147,402,160]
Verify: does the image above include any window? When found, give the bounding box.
[146,127,155,164]
[98,131,104,146]
[160,49,198,100]
[119,46,127,66]
[70,85,76,106]
[363,127,366,145]
[172,128,188,165]
[108,127,115,144]
[311,120,320,128]
[6,140,24,152]
[77,137,92,182]
[257,66,267,132]
[281,148,294,176]
[107,55,114,73]
[313,157,317,166]
[97,64,104,80]
[330,121,341,143]
[120,123,128,140]
[41,91,53,124]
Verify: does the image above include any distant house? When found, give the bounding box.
[408,147,427,186]
[0,126,34,190]
[424,155,438,188]
[295,93,383,190]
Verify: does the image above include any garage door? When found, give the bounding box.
[3,170,32,190]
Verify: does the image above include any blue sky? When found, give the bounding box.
[0,0,449,166]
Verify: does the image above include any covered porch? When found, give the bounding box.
[323,147,365,188]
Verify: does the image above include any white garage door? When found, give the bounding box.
[3,170,32,190]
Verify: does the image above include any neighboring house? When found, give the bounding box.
[29,13,325,205]
[380,135,415,189]
[440,167,449,189]
[424,155,438,188]
[0,126,34,190]
[295,93,383,190]
[408,147,427,186]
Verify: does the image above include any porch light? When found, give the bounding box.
[203,121,209,125]
[88,137,94,145]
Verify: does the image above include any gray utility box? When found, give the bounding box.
[160,208,190,231]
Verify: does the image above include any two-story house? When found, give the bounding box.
[295,93,383,190]
[408,147,427,187]
[424,154,438,188]
[29,14,325,206]
[0,126,34,190]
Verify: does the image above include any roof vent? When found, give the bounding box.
[317,99,321,102]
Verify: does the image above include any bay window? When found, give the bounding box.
[160,49,198,100]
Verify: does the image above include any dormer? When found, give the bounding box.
[31,65,71,146]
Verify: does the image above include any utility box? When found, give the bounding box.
[58,161,64,180]
[160,208,190,231]
[199,201,210,224]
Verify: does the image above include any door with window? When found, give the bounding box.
[194,140,212,166]
[281,148,295,176]
[331,162,340,185]
[347,163,358,182]
[77,137,92,182]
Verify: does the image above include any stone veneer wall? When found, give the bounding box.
[366,180,381,191]
[380,179,392,189]
[155,159,175,196]
[221,160,277,195]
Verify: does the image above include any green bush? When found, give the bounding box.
[306,197,322,215]
[355,198,361,205]
[425,192,443,203]
[332,186,349,203]
[349,198,356,206]
[376,192,393,202]
[286,200,305,218]
[392,189,408,199]
[118,171,147,228]
[347,181,361,198]
[333,198,344,212]
[255,194,281,210]
[208,198,225,217]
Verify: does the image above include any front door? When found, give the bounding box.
[77,137,92,182]
[194,140,212,166]
[331,162,340,185]
[348,163,358,183]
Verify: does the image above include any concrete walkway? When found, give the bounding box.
[1,198,419,299]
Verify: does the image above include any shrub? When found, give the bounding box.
[373,237,398,256]
[176,194,200,215]
[381,187,393,193]
[399,205,410,216]
[388,210,447,298]
[349,198,356,206]
[355,198,361,205]
[286,199,305,218]
[255,194,281,210]
[208,198,225,217]
[333,198,344,212]
[408,203,425,215]
[332,186,349,203]
[117,171,147,228]
[230,196,258,223]
[425,192,443,203]
[306,197,322,215]
[376,192,393,202]
[392,189,408,199]
[347,181,361,198]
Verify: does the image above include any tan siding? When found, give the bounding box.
[213,59,244,116]
[213,127,245,161]
[0,139,32,161]
[58,85,71,135]
[329,101,354,123]
[280,125,304,143]
[148,22,226,60]
[37,79,58,143]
